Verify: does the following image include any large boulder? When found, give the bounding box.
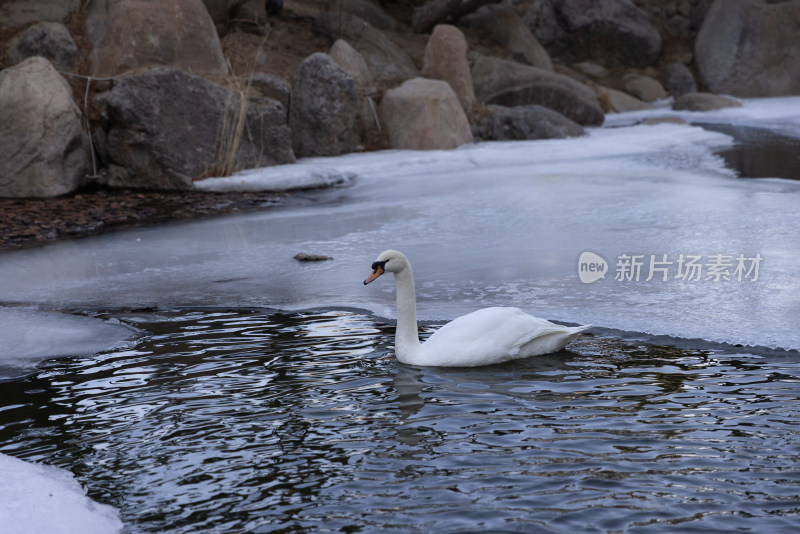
[380,77,473,150]
[7,22,78,71]
[0,57,88,198]
[472,55,604,126]
[524,0,661,68]
[336,0,396,30]
[290,53,359,158]
[316,12,419,86]
[421,25,475,113]
[481,105,585,141]
[330,39,374,91]
[695,0,800,97]
[104,67,294,190]
[329,41,383,150]
[461,2,552,70]
[0,0,80,30]
[87,0,228,77]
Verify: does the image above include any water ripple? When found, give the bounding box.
[0,309,798,533]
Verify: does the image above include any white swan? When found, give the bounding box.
[363,250,590,367]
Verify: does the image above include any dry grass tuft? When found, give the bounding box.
[206,31,271,178]
[208,74,252,178]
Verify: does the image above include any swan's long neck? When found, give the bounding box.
[393,265,421,361]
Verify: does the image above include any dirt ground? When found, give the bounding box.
[0,189,285,251]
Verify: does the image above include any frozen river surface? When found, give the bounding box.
[1,98,799,372]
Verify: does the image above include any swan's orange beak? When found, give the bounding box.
[363,265,384,285]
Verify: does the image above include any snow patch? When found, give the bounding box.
[195,166,356,192]
[0,453,122,534]
[604,95,800,139]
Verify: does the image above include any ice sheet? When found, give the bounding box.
[603,95,800,139]
[0,453,122,534]
[0,308,137,379]
[1,98,799,368]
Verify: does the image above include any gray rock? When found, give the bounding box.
[0,57,88,198]
[665,14,691,38]
[316,12,418,86]
[294,253,334,262]
[672,92,742,112]
[623,74,667,102]
[104,67,294,191]
[247,73,291,116]
[524,0,661,68]
[8,22,78,71]
[472,55,604,126]
[290,53,359,158]
[572,61,608,79]
[421,25,475,113]
[461,1,552,70]
[695,0,800,97]
[329,41,380,148]
[411,0,502,34]
[330,39,374,91]
[523,0,561,51]
[665,62,697,97]
[336,0,396,30]
[594,85,655,113]
[482,105,585,141]
[87,0,228,77]
[380,77,473,150]
[0,0,80,30]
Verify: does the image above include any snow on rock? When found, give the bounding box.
[195,165,356,193]
[0,453,122,534]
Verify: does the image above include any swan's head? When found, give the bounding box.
[363,250,409,285]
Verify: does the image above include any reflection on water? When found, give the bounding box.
[0,309,798,533]
[703,123,800,180]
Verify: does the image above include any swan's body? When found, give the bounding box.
[364,250,589,367]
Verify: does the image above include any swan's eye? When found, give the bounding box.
[371,260,388,271]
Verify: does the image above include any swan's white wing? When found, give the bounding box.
[419,307,584,366]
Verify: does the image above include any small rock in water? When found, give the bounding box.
[294,253,333,262]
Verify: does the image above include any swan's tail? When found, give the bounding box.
[517,323,591,358]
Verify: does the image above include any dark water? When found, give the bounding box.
[702,123,800,180]
[1,309,799,533]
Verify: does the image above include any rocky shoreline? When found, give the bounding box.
[1,0,800,238]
